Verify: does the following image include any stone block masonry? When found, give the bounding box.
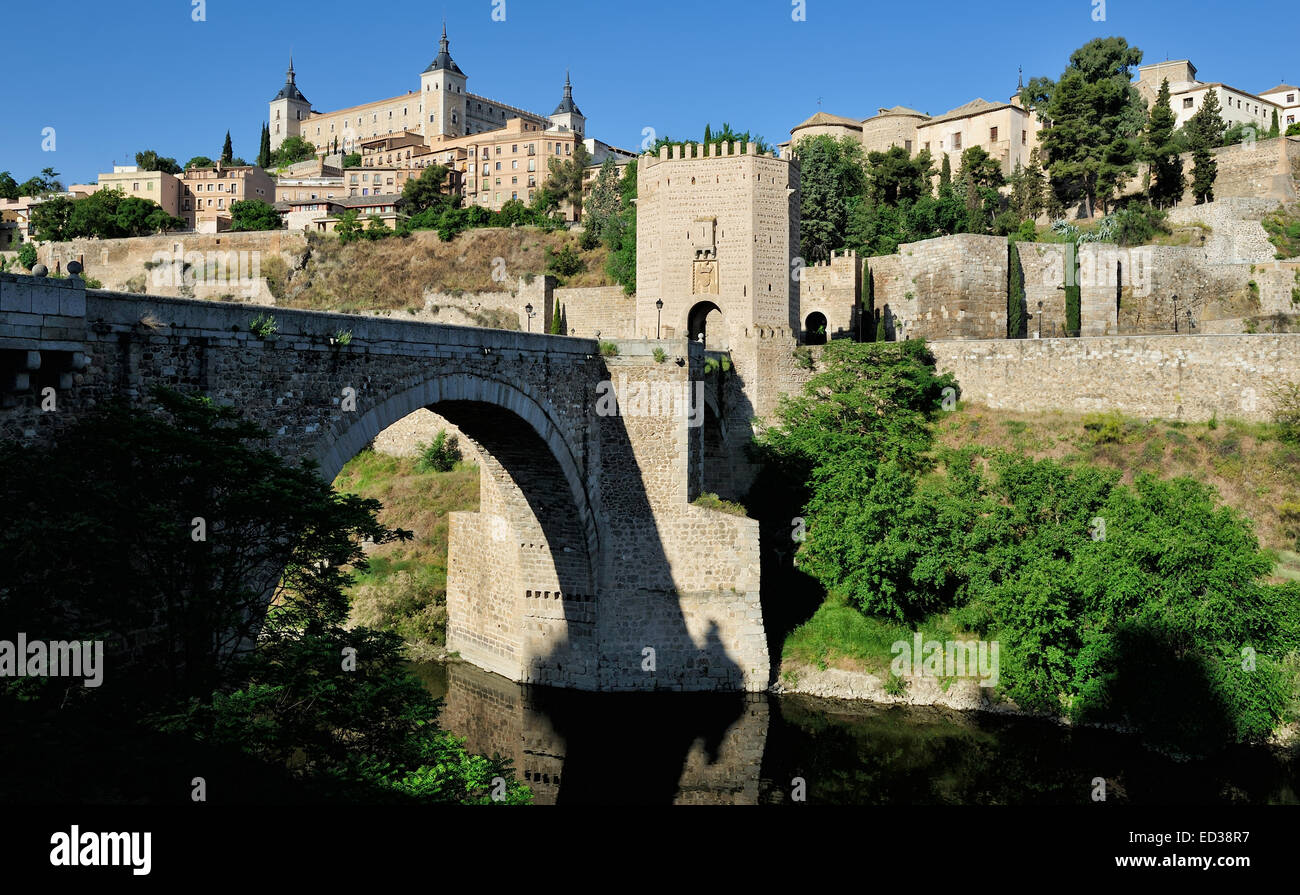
[930,333,1300,422]
[868,233,1009,341]
[1,275,768,693]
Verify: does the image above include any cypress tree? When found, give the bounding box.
[1008,242,1026,338]
[549,301,563,334]
[1144,79,1184,208]
[1188,90,1225,205]
[862,267,875,342]
[221,130,234,164]
[257,124,272,169]
[1269,109,1281,138]
[939,154,952,188]
[875,311,887,342]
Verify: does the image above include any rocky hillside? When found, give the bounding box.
[263,227,612,313]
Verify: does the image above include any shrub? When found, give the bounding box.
[415,431,462,473]
[1270,381,1300,443]
[249,312,277,339]
[17,243,37,271]
[692,492,749,517]
[598,340,619,357]
[544,243,585,280]
[652,347,667,364]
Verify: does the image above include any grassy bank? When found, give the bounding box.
[332,447,479,658]
[935,405,1300,582]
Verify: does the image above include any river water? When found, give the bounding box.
[410,660,1299,805]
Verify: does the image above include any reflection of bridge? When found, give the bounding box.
[439,662,770,804]
[1,275,768,691]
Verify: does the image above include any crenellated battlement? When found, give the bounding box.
[807,248,859,269]
[641,141,797,166]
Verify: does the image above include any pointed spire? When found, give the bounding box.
[287,54,296,83]
[552,70,582,117]
[273,51,308,103]
[425,21,464,75]
[1018,65,1024,91]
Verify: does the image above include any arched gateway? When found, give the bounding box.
[3,281,769,692]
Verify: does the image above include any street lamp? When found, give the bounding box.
[1171,295,1179,333]
[525,302,535,332]
[1037,300,1043,339]
[655,299,663,339]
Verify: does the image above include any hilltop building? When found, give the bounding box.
[1134,60,1280,132]
[268,25,583,154]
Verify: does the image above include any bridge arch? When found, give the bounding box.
[313,371,605,684]
[314,371,600,568]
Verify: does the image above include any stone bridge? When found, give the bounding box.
[0,273,768,691]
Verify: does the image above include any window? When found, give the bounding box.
[904,140,912,153]
[132,182,139,191]
[1022,130,1027,145]
[1288,94,1296,104]
[1184,98,1194,109]
[953,133,962,150]
[511,160,518,169]
[989,127,998,142]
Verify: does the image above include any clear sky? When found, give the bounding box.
[3,0,1290,185]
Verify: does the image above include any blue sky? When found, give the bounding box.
[3,0,1290,185]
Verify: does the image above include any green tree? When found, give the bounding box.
[334,209,362,243]
[939,154,951,188]
[1009,148,1047,222]
[268,136,317,168]
[1031,37,1147,218]
[866,145,934,206]
[541,141,591,220]
[0,171,18,200]
[1186,89,1225,205]
[1143,79,1184,208]
[221,131,234,165]
[1269,109,1281,138]
[342,153,362,168]
[186,156,216,170]
[30,195,76,241]
[956,146,1004,233]
[17,242,38,270]
[757,341,959,620]
[582,158,623,243]
[18,167,63,197]
[793,134,869,263]
[602,160,638,295]
[1008,241,1026,338]
[135,150,182,175]
[257,123,272,169]
[0,389,530,802]
[228,199,282,231]
[401,164,453,213]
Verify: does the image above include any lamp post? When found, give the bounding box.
[1037,300,1043,339]
[655,298,663,339]
[525,303,535,332]
[1171,295,1179,333]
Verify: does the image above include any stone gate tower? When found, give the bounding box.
[635,142,801,418]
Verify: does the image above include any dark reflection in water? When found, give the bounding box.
[410,661,1299,805]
